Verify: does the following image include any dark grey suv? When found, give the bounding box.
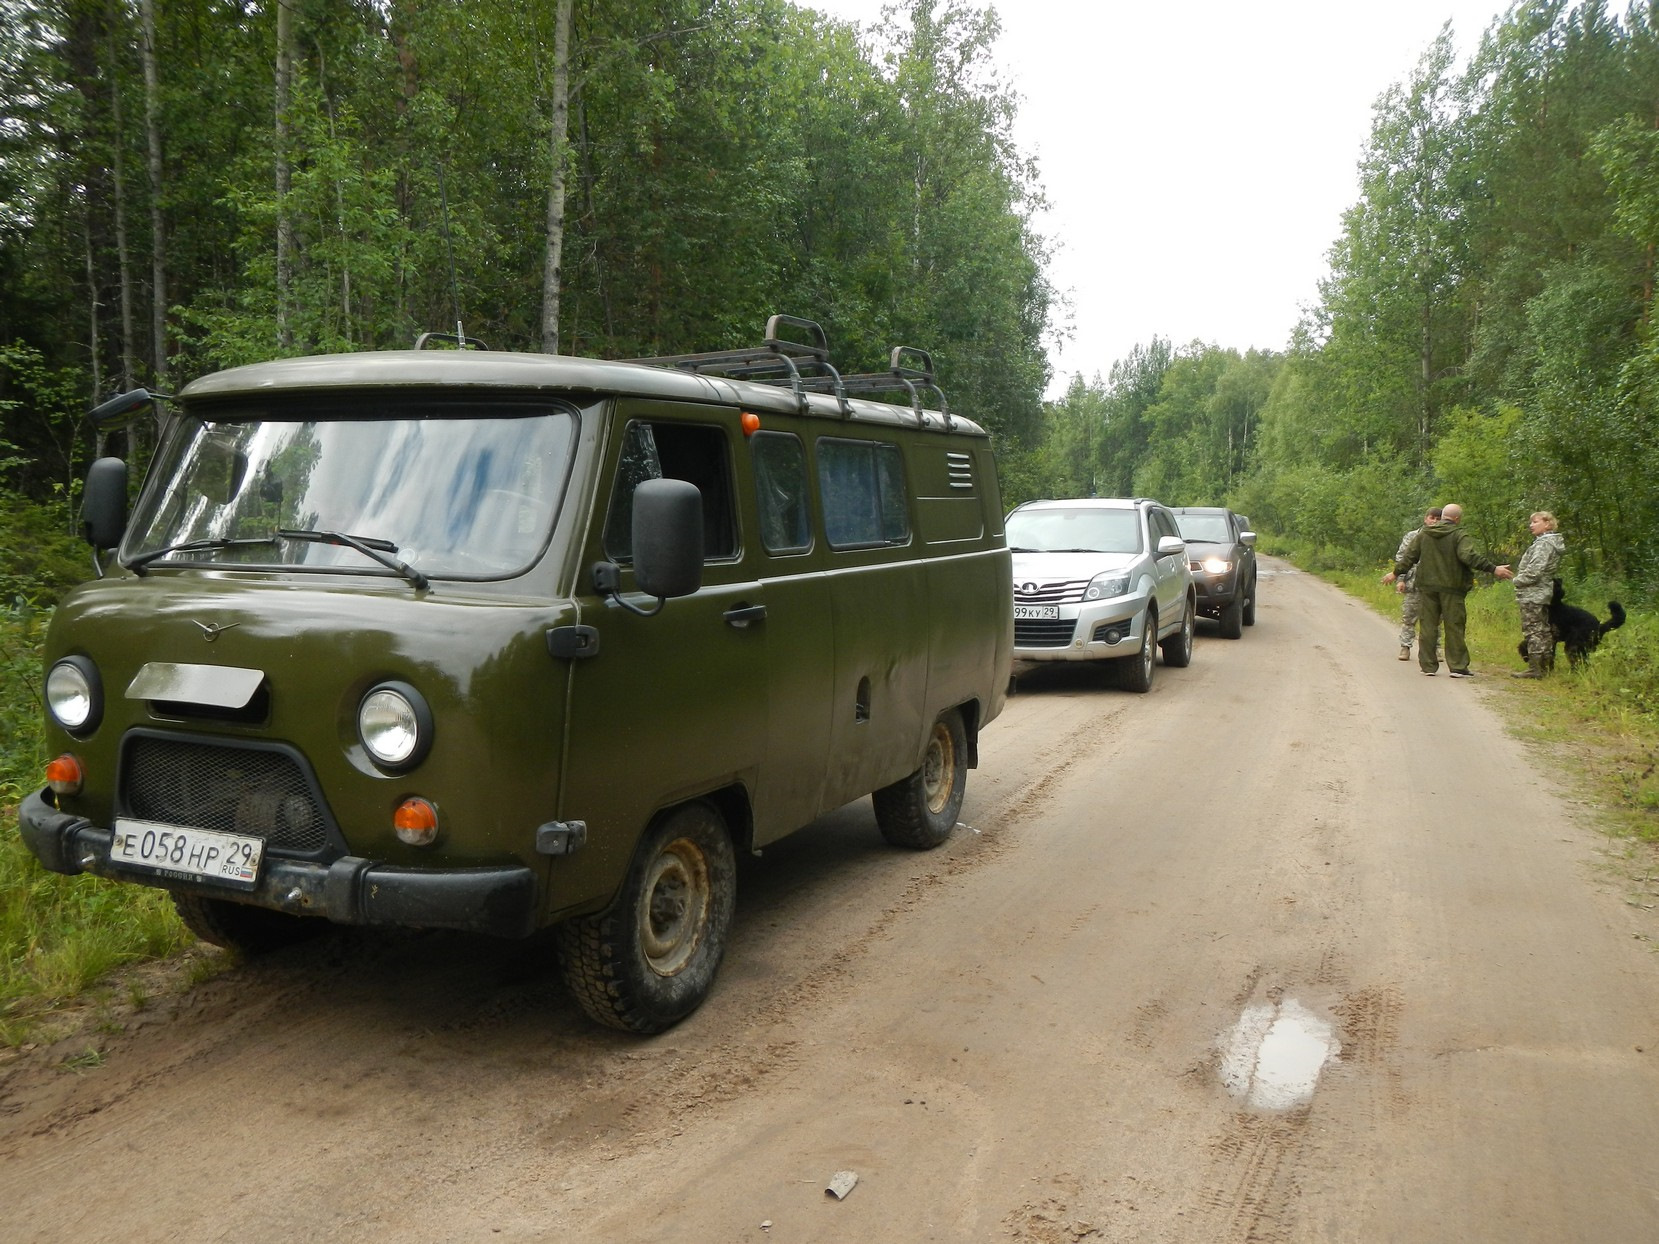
[1171,507,1257,639]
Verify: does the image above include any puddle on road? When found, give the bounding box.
[1220,997,1340,1110]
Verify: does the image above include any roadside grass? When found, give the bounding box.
[1,602,193,1049]
[1327,566,1659,844]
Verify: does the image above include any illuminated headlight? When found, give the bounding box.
[1201,557,1232,575]
[1084,573,1131,601]
[46,656,103,734]
[357,682,433,771]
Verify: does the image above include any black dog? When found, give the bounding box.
[1518,578,1626,668]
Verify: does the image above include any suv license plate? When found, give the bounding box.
[111,818,263,890]
[1014,605,1059,620]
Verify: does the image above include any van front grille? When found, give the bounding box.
[120,735,332,854]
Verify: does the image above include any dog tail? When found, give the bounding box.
[1603,602,1626,636]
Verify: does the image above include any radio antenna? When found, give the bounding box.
[438,161,464,344]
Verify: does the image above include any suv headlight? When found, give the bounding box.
[357,681,433,771]
[1201,557,1232,575]
[1084,572,1131,601]
[46,656,103,734]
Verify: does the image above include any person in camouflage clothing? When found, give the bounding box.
[1382,507,1441,660]
[1393,502,1513,677]
[1511,511,1565,679]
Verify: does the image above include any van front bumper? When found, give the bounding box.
[18,788,539,939]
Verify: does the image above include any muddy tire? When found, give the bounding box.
[1220,595,1244,639]
[556,801,736,1034]
[172,892,319,956]
[872,709,967,850]
[1243,577,1257,626]
[1119,608,1157,693]
[1161,600,1194,668]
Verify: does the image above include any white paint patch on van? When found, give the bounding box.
[1220,997,1340,1110]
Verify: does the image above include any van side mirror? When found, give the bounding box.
[633,478,703,599]
[591,477,703,617]
[82,457,129,550]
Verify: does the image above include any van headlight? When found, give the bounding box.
[1084,573,1130,601]
[46,656,103,734]
[357,682,433,771]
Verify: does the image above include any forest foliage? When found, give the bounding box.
[0,0,1052,498]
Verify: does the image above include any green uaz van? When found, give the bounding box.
[19,318,1013,1032]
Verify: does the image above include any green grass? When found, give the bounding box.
[1,602,192,1047]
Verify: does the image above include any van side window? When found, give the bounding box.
[818,438,910,549]
[603,420,737,561]
[751,431,811,554]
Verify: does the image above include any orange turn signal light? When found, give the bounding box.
[740,411,761,437]
[393,797,439,846]
[46,753,84,796]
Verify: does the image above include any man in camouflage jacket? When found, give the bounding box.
[1393,502,1513,677]
[1383,507,1441,660]
[1511,510,1565,678]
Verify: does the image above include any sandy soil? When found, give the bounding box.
[4,558,1658,1243]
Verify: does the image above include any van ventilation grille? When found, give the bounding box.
[946,451,974,490]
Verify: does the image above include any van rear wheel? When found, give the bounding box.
[873,709,967,849]
[556,801,736,1033]
[172,892,319,956]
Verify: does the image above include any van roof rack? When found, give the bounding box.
[619,315,953,429]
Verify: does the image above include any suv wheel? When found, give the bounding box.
[1120,607,1156,693]
[1243,577,1257,626]
[1220,595,1244,639]
[1161,598,1194,668]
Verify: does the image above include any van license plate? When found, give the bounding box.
[111,819,263,890]
[1014,605,1059,620]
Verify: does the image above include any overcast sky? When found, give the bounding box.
[790,0,1509,396]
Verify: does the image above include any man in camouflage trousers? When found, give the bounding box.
[1382,507,1441,661]
[1511,510,1565,679]
[1393,502,1513,677]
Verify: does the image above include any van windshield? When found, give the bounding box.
[1006,508,1142,555]
[126,406,576,580]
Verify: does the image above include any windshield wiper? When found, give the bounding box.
[127,535,281,573]
[277,528,430,591]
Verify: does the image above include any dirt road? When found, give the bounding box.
[4,558,1659,1243]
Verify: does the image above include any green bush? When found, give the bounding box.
[1,505,190,1045]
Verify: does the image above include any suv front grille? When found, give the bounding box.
[1014,579,1091,605]
[121,734,333,854]
[1014,618,1077,647]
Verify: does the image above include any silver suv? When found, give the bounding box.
[1007,497,1196,692]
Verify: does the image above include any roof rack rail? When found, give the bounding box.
[617,315,841,415]
[619,316,952,427]
[796,346,953,430]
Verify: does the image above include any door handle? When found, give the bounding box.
[723,603,767,627]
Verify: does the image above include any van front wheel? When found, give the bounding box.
[873,709,967,850]
[556,801,736,1034]
[172,892,319,956]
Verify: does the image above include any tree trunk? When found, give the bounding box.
[540,0,573,354]
[275,0,295,351]
[110,19,135,391]
[139,0,167,388]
